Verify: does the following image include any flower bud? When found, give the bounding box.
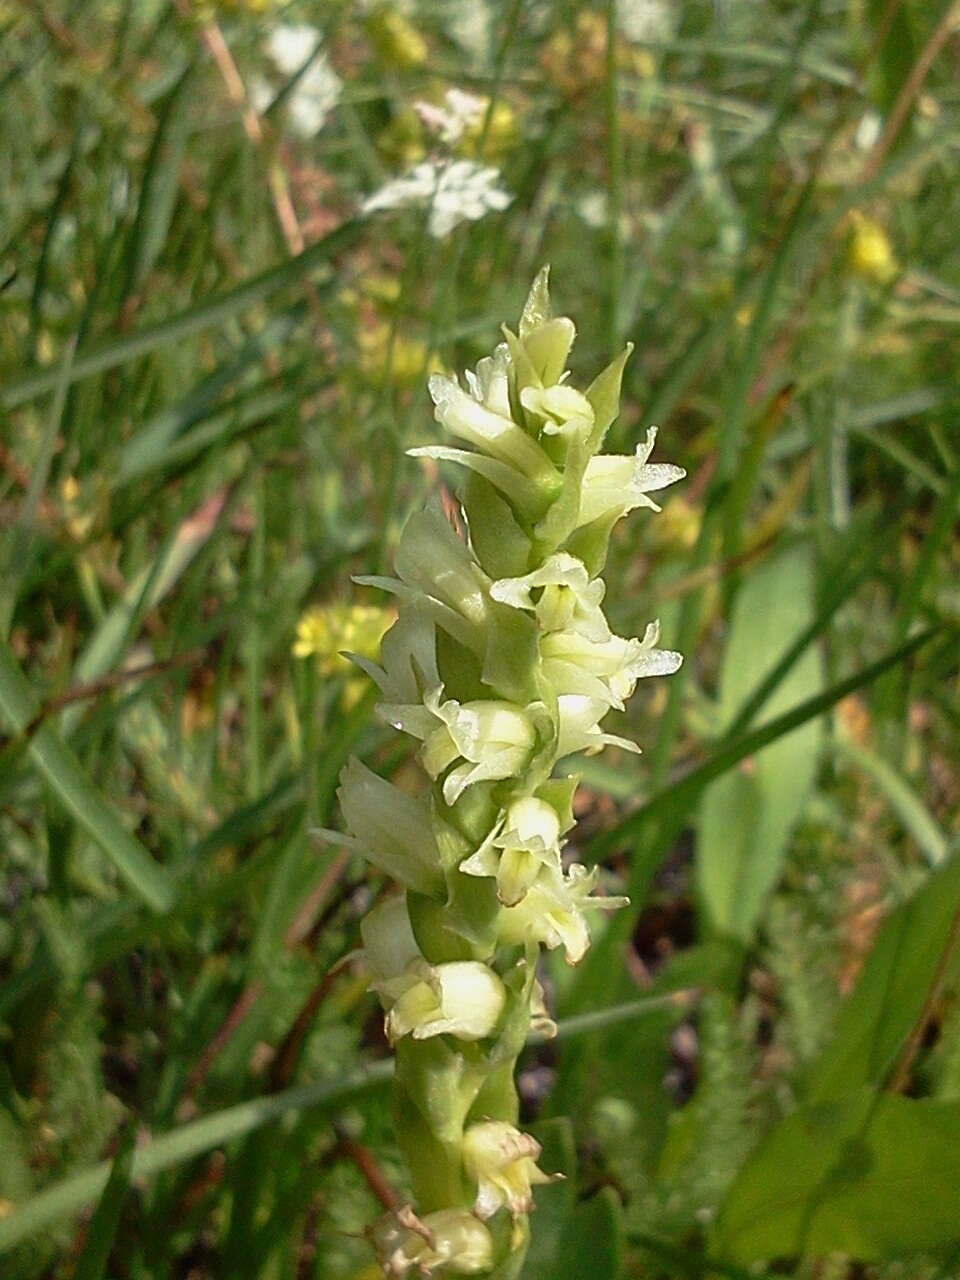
[462,1121,558,1219]
[520,383,594,437]
[372,1205,493,1276]
[385,960,506,1042]
[429,374,561,492]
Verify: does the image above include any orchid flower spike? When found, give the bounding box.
[334,267,685,1275]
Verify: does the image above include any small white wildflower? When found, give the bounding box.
[556,694,641,759]
[855,111,882,151]
[265,23,319,75]
[576,426,686,529]
[415,88,486,145]
[617,0,675,43]
[460,796,564,905]
[379,686,537,806]
[497,863,628,964]
[491,553,609,642]
[576,191,609,229]
[361,159,512,239]
[287,55,341,136]
[248,75,274,116]
[262,25,341,136]
[541,620,683,711]
[436,0,493,65]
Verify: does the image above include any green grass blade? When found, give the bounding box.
[0,639,174,912]
[0,1063,394,1255]
[122,61,196,299]
[71,1126,136,1280]
[115,307,306,485]
[835,736,949,867]
[1,219,363,408]
[895,462,960,640]
[0,334,74,633]
[592,623,944,865]
[0,995,676,1253]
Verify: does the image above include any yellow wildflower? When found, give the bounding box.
[293,603,393,704]
[847,211,898,285]
[365,6,428,70]
[357,323,442,388]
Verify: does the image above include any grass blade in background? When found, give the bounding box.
[835,735,949,867]
[0,219,362,409]
[803,851,960,1104]
[71,1127,136,1280]
[0,639,174,912]
[0,996,675,1255]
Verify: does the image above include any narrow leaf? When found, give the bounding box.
[804,850,960,1104]
[0,639,174,912]
[1,219,362,408]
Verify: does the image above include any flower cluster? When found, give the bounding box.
[334,270,683,1275]
[257,23,342,137]
[361,158,512,239]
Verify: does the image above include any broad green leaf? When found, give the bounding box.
[715,1088,960,1262]
[804,850,960,1103]
[697,543,823,942]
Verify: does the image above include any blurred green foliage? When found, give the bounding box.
[0,0,958,1276]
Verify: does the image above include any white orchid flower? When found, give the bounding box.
[460,796,564,905]
[576,426,686,528]
[490,553,609,641]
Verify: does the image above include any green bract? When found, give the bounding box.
[337,269,684,1277]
